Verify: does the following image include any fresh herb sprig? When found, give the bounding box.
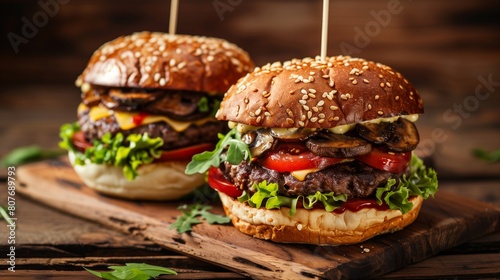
[1,145,65,167]
[170,203,230,234]
[84,263,176,280]
[185,128,251,175]
[473,148,500,163]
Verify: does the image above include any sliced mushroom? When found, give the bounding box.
[384,118,419,152]
[242,129,275,157]
[82,87,106,107]
[269,128,317,141]
[355,122,393,144]
[306,131,372,158]
[146,91,201,117]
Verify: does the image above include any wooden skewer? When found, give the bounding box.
[169,0,179,35]
[321,0,330,61]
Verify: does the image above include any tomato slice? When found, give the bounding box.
[207,167,243,197]
[155,143,215,162]
[259,143,344,173]
[357,148,411,174]
[71,131,92,152]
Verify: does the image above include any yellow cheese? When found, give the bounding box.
[290,168,320,181]
[84,104,214,132]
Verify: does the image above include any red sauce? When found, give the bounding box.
[132,112,148,126]
[333,198,389,214]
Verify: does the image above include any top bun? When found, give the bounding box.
[217,56,423,128]
[78,32,254,94]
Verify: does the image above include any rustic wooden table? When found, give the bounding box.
[0,85,499,279]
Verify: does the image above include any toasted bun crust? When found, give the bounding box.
[219,192,423,245]
[78,32,254,93]
[217,56,423,128]
[68,151,204,200]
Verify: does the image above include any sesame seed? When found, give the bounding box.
[310,71,315,75]
[255,108,262,115]
[253,88,258,92]
[329,80,335,87]
[351,79,358,85]
[375,95,380,100]
[177,61,186,69]
[318,119,325,124]
[307,111,313,119]
[410,91,414,96]
[380,82,385,88]
[368,104,372,110]
[322,75,329,79]
[330,105,339,111]
[386,82,391,87]
[308,88,316,93]
[300,97,308,103]
[249,112,255,117]
[264,112,271,116]
[378,74,384,79]
[159,78,166,86]
[349,77,355,81]
[318,113,325,118]
[286,108,294,118]
[207,55,214,62]
[310,117,318,122]
[362,65,369,70]
[308,93,316,99]
[303,105,310,111]
[377,110,384,115]
[399,85,404,89]
[300,115,306,121]
[303,78,311,83]
[301,89,308,95]
[333,116,340,121]
[169,59,176,67]
[244,97,249,104]
[256,116,262,123]
[363,79,370,84]
[395,96,400,100]
[317,100,325,107]
[312,107,319,112]
[289,90,295,95]
[286,118,294,125]
[349,68,359,75]
[154,73,161,82]
[299,121,305,127]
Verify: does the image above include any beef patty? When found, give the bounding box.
[222,160,398,199]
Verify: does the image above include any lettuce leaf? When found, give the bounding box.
[237,154,437,216]
[376,154,438,213]
[59,122,164,180]
[238,181,347,216]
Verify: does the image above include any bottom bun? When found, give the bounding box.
[68,151,204,200]
[218,192,423,245]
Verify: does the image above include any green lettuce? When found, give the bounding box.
[237,154,437,216]
[376,154,438,213]
[238,181,347,216]
[59,122,164,180]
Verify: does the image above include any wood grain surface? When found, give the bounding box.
[16,158,500,280]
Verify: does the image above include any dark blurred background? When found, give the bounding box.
[1,0,499,178]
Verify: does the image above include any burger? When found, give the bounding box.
[59,31,254,200]
[186,56,438,245]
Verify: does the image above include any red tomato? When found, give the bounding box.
[357,148,411,174]
[259,143,343,173]
[207,167,243,197]
[71,131,92,152]
[155,143,215,162]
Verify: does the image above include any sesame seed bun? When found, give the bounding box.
[219,191,423,245]
[78,31,254,94]
[216,56,423,127]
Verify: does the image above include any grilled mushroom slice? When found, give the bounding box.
[355,122,393,144]
[384,118,420,152]
[306,131,372,158]
[146,91,201,118]
[242,129,275,157]
[356,118,419,152]
[102,89,163,110]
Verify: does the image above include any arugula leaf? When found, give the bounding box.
[170,203,231,234]
[185,128,251,175]
[0,206,14,225]
[84,263,176,280]
[59,122,164,180]
[472,148,500,163]
[1,145,65,167]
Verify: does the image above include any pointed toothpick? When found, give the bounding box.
[321,0,330,61]
[169,0,179,35]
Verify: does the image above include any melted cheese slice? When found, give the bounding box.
[80,104,214,132]
[290,168,320,181]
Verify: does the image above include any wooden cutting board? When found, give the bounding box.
[16,158,500,280]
